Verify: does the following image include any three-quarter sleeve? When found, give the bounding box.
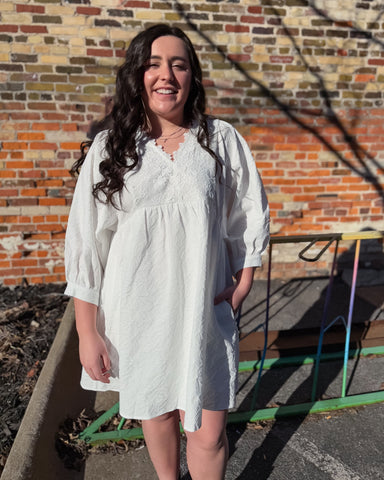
[221,124,270,275]
[64,132,117,305]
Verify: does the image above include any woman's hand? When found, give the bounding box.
[214,267,255,314]
[74,298,111,384]
[79,330,111,383]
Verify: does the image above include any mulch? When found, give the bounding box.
[0,283,69,474]
[0,283,145,475]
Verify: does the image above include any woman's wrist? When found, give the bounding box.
[235,267,255,291]
[74,297,98,336]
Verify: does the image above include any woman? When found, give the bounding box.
[65,24,269,479]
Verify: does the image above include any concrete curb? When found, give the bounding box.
[1,299,95,480]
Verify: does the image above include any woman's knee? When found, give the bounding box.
[143,410,179,426]
[186,427,227,453]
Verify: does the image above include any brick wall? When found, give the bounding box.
[0,0,383,285]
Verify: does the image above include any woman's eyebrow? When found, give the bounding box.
[148,55,188,62]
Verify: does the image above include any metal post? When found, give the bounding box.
[341,239,361,397]
[311,239,339,401]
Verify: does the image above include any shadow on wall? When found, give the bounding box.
[171,0,384,201]
[229,230,383,479]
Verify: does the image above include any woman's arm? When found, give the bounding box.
[214,266,255,314]
[74,298,111,383]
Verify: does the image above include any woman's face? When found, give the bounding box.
[142,35,192,126]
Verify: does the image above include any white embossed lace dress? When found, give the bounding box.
[64,118,270,432]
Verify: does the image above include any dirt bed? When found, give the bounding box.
[0,283,69,474]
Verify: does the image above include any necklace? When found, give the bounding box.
[156,126,185,144]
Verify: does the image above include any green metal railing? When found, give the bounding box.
[79,230,384,445]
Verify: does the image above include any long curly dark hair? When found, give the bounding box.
[71,24,220,207]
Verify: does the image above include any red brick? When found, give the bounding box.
[16,4,45,13]
[38,224,63,232]
[368,59,384,66]
[240,15,264,24]
[39,198,66,206]
[281,187,302,194]
[62,124,78,132]
[13,259,38,267]
[275,144,298,151]
[0,268,23,277]
[87,48,113,57]
[42,113,68,121]
[20,25,48,33]
[19,170,45,179]
[0,189,18,197]
[2,102,25,113]
[0,25,18,33]
[36,179,63,187]
[225,25,249,33]
[262,169,285,176]
[30,142,58,150]
[0,171,16,178]
[21,188,46,197]
[76,6,101,15]
[123,1,150,7]
[11,112,40,120]
[0,215,17,223]
[47,169,71,177]
[272,179,295,185]
[10,152,24,159]
[355,74,376,82]
[3,278,21,286]
[17,132,45,141]
[248,6,262,14]
[25,267,50,275]
[53,265,65,274]
[2,142,29,150]
[44,274,64,282]
[61,142,81,150]
[32,122,60,131]
[6,161,34,169]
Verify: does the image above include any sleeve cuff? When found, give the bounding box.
[231,255,262,276]
[64,281,100,306]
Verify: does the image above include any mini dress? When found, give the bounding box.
[64,118,270,432]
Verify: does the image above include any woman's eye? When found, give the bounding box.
[173,64,187,70]
[145,63,159,69]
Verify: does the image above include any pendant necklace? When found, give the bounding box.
[157,126,185,144]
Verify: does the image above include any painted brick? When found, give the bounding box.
[32,15,62,24]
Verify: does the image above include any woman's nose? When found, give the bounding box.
[159,63,174,81]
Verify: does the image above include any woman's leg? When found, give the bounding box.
[142,410,181,480]
[180,409,228,480]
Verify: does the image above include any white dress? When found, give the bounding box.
[64,118,269,432]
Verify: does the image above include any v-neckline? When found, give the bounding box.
[154,130,188,162]
[145,127,194,164]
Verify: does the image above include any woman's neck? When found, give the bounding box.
[146,113,186,139]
